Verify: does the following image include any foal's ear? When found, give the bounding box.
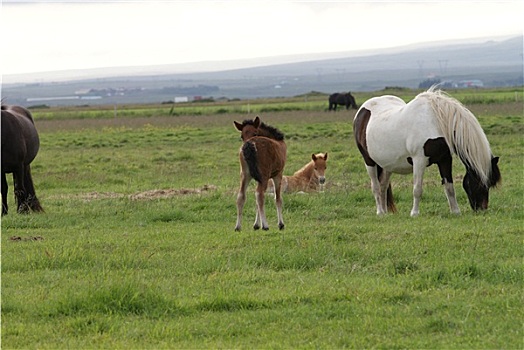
[324,152,328,160]
[312,153,317,161]
[233,121,243,131]
[253,116,261,128]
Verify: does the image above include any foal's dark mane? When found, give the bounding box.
[240,119,285,141]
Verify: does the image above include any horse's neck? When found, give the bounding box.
[258,127,283,142]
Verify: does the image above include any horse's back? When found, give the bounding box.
[356,94,443,173]
[242,136,286,181]
[254,137,287,168]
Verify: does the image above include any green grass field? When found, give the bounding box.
[2,89,523,348]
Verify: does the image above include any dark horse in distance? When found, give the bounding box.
[1,104,44,215]
[328,92,358,111]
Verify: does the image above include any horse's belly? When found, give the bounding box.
[366,120,431,175]
[366,132,415,174]
[369,150,413,174]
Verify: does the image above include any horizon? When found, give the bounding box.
[3,34,521,85]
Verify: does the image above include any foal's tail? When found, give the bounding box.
[242,141,262,183]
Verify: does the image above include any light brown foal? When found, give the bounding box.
[269,152,328,193]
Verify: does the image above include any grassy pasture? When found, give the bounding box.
[1,90,523,348]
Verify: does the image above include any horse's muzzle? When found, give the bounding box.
[319,176,326,185]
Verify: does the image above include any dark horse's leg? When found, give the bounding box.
[24,166,43,212]
[13,165,29,214]
[1,172,8,215]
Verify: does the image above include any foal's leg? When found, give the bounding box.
[410,159,427,217]
[235,172,251,231]
[1,172,8,215]
[366,165,385,215]
[254,181,269,230]
[272,176,285,230]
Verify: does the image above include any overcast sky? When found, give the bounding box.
[1,1,522,76]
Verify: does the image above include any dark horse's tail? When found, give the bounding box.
[386,184,396,213]
[14,165,44,214]
[378,167,396,213]
[242,141,262,183]
[21,167,44,213]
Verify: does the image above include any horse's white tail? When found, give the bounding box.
[422,88,492,186]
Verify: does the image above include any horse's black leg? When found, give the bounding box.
[24,166,43,212]
[13,166,29,214]
[1,172,8,215]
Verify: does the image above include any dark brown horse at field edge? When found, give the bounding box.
[233,116,287,231]
[328,92,358,111]
[1,104,44,215]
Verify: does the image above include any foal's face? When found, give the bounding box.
[312,153,328,185]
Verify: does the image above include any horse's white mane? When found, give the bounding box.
[419,86,492,185]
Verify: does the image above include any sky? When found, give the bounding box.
[1,0,522,78]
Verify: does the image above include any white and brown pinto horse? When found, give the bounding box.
[268,152,328,193]
[353,88,500,216]
[234,116,287,231]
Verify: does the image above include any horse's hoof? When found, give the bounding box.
[234,226,241,232]
[253,224,260,230]
[279,223,285,230]
[262,226,269,231]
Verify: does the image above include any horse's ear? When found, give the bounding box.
[324,152,328,160]
[234,121,243,131]
[253,116,261,128]
[312,153,317,161]
[492,156,499,165]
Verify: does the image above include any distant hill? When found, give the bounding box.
[3,35,522,106]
